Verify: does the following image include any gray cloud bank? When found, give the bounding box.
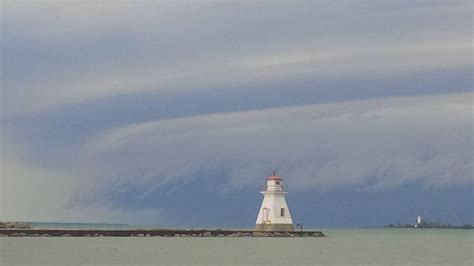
[2,0,472,116]
[2,93,471,223]
[85,93,472,195]
[1,1,472,224]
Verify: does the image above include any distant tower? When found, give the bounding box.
[255,171,294,231]
[414,215,422,228]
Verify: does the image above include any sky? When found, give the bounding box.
[1,0,472,228]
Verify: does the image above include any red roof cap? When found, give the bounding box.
[266,170,283,180]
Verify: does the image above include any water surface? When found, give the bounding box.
[1,229,472,265]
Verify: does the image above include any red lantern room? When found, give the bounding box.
[266,170,283,181]
[263,171,285,192]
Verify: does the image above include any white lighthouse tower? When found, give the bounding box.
[255,171,294,231]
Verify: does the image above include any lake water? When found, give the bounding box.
[1,229,472,265]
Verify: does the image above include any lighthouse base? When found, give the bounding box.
[255,224,294,232]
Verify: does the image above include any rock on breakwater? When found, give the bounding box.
[0,222,32,229]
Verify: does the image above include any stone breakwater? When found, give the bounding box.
[0,229,324,238]
[0,222,32,229]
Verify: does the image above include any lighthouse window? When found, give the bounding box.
[280,208,285,217]
[275,181,280,185]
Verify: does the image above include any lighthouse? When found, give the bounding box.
[255,171,294,231]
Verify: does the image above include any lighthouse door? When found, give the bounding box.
[262,208,269,223]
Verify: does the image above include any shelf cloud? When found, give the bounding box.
[85,93,473,194]
[1,0,472,225]
[2,0,471,116]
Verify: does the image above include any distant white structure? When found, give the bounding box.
[255,171,294,231]
[415,215,422,228]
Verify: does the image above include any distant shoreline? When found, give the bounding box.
[384,224,473,229]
